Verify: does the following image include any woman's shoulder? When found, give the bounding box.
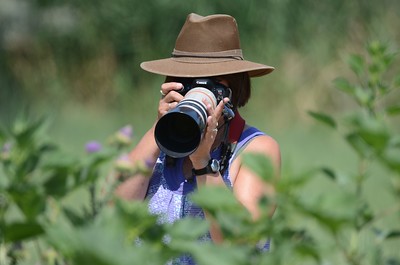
[230,125,279,164]
[245,133,280,153]
[240,125,280,166]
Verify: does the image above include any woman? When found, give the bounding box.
[116,13,281,261]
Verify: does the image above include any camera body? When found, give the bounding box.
[154,78,234,158]
[177,78,232,105]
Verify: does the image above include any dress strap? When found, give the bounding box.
[229,127,265,164]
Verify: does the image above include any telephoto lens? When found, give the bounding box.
[154,87,217,158]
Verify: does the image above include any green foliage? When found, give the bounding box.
[0,41,399,264]
[308,41,400,264]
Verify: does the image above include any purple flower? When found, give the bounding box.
[119,125,133,139]
[85,141,102,153]
[114,153,135,173]
[1,142,12,161]
[2,142,12,153]
[115,125,133,146]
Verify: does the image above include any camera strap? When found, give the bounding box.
[219,110,245,175]
[228,111,245,143]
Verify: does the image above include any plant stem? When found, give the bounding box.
[89,184,97,218]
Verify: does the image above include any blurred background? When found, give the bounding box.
[1,0,399,170]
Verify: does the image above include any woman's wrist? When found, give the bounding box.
[190,156,210,170]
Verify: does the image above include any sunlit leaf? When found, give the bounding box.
[308,111,337,129]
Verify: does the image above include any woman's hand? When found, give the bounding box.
[189,97,230,169]
[158,82,184,119]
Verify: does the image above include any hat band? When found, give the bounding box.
[172,49,244,60]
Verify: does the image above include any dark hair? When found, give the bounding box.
[218,72,251,109]
[165,72,251,109]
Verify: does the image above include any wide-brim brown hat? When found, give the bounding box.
[140,13,274,78]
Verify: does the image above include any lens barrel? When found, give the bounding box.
[154,88,217,158]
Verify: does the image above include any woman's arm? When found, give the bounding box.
[232,134,281,220]
[115,82,184,201]
[194,132,280,242]
[114,124,159,201]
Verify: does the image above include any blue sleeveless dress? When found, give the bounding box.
[145,126,268,264]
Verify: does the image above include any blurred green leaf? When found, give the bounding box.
[346,132,373,158]
[386,230,400,239]
[380,146,400,173]
[394,74,400,88]
[369,62,383,76]
[347,54,365,76]
[367,41,387,58]
[191,186,244,214]
[170,241,249,265]
[308,111,337,129]
[44,171,70,198]
[374,228,400,241]
[215,211,251,240]
[295,201,351,234]
[382,53,396,68]
[8,184,46,220]
[167,217,209,241]
[385,258,400,265]
[295,243,321,263]
[111,199,164,242]
[12,117,46,147]
[355,202,374,229]
[3,221,44,242]
[46,216,153,265]
[62,206,88,227]
[354,86,373,107]
[0,128,5,142]
[358,121,390,153]
[348,114,390,153]
[321,167,336,181]
[241,152,275,182]
[386,105,400,116]
[334,77,355,95]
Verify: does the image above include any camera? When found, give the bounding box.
[154,78,234,158]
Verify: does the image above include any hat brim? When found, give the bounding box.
[140,57,274,78]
